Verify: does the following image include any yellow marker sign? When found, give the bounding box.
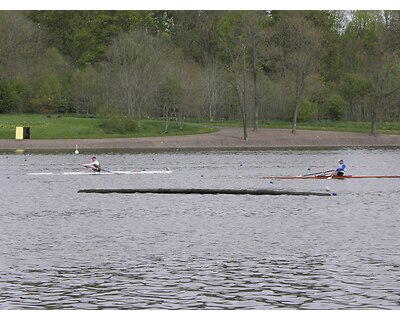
[15,127,30,140]
[15,127,24,140]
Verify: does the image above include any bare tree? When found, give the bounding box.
[223,34,250,141]
[242,11,272,131]
[343,11,400,135]
[368,48,400,135]
[275,12,323,133]
[204,60,220,122]
[159,50,204,131]
[104,30,167,122]
[158,74,183,133]
[367,12,400,135]
[71,65,100,115]
[219,12,253,141]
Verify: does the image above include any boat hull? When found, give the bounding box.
[261,175,400,180]
[28,170,172,176]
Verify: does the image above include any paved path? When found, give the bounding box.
[1,127,400,151]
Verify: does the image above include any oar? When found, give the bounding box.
[327,168,345,179]
[80,164,103,172]
[302,169,335,177]
[100,169,116,173]
[97,168,126,174]
[327,171,337,179]
[80,164,94,170]
[80,164,122,174]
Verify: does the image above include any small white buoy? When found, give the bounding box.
[74,144,79,154]
[325,186,330,192]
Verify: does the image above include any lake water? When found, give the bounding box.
[1,148,400,310]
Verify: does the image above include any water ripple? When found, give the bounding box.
[1,150,400,309]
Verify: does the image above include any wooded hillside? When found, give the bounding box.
[1,10,400,136]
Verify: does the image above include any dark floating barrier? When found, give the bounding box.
[78,188,335,196]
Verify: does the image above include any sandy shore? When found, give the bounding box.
[1,127,400,151]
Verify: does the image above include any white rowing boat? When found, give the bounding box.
[28,169,172,176]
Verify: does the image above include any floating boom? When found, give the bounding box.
[78,188,334,196]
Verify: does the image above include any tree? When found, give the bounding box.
[0,80,26,113]
[240,11,273,131]
[170,11,225,122]
[158,75,183,133]
[0,12,45,82]
[71,65,100,115]
[274,12,323,133]
[305,10,347,83]
[343,11,400,135]
[28,11,169,66]
[103,30,168,123]
[27,48,71,113]
[218,12,252,141]
[367,12,400,135]
[156,48,204,131]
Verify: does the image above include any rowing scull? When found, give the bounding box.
[261,175,400,180]
[28,169,172,176]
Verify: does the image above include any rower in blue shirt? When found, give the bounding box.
[335,159,346,176]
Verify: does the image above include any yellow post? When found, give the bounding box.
[15,127,24,140]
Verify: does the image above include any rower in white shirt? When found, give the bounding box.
[82,156,101,172]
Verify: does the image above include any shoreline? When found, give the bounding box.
[1,127,400,152]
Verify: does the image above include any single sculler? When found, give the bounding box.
[81,156,101,172]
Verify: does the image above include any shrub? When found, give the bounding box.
[325,93,346,121]
[298,98,317,121]
[0,80,26,113]
[97,105,139,134]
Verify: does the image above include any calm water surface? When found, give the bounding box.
[0,148,399,309]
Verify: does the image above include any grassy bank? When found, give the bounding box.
[201,120,400,134]
[0,114,217,139]
[2,114,400,139]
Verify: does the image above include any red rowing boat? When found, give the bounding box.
[261,175,400,180]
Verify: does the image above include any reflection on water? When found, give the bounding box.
[1,149,400,309]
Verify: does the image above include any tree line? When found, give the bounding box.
[1,10,400,137]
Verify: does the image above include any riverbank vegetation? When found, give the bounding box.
[2,11,400,139]
[0,114,217,139]
[1,114,400,140]
[202,120,400,134]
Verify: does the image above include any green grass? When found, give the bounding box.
[0,114,217,139]
[290,120,400,134]
[201,119,400,134]
[2,114,400,139]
